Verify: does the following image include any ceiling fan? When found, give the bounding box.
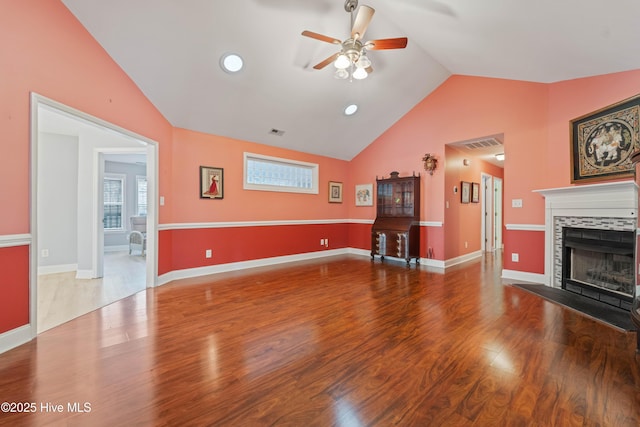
[301,0,408,80]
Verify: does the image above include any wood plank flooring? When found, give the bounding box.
[1,253,639,426]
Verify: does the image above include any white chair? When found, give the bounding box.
[129,216,147,255]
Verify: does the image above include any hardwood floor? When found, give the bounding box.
[1,253,639,426]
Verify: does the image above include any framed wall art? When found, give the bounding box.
[329,181,343,203]
[355,183,373,206]
[200,166,224,199]
[471,182,480,203]
[570,94,640,183]
[461,181,470,204]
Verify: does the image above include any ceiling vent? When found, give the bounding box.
[269,128,285,136]
[462,137,502,150]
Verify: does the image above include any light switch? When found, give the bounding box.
[512,199,523,208]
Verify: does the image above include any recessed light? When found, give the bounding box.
[344,104,358,116]
[220,53,243,73]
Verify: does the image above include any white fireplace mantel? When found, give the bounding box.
[534,180,638,286]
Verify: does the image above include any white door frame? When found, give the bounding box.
[481,173,493,252]
[30,93,159,337]
[493,177,503,250]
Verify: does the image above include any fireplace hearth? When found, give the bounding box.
[562,227,634,310]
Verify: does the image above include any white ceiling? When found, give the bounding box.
[59,0,640,161]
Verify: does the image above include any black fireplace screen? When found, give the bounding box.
[569,248,633,296]
[562,227,635,302]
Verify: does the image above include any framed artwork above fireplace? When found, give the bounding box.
[570,94,640,183]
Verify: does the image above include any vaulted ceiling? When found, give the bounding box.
[60,0,640,161]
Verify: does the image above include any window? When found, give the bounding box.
[136,175,147,216]
[104,175,125,230]
[243,152,318,194]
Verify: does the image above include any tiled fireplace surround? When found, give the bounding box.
[535,181,638,289]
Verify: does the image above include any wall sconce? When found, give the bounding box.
[422,153,438,175]
[463,158,471,166]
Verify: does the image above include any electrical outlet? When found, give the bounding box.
[512,199,523,208]
[320,239,325,246]
[512,253,519,262]
[464,241,468,249]
[41,249,49,258]
[205,249,212,258]
[325,238,329,247]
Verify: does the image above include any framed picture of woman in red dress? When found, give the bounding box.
[200,166,224,199]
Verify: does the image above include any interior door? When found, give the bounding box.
[482,174,493,252]
[493,177,503,250]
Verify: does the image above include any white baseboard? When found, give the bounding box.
[501,269,545,284]
[0,324,33,354]
[75,270,94,279]
[444,250,483,268]
[38,263,77,275]
[157,248,350,286]
[157,248,463,286]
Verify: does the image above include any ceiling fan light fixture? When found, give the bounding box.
[355,52,371,69]
[352,66,368,80]
[334,68,349,79]
[334,54,351,69]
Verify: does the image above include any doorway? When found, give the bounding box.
[481,173,503,253]
[31,94,158,332]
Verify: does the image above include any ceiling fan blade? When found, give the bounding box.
[366,37,408,50]
[301,30,341,45]
[351,5,375,40]
[313,53,340,70]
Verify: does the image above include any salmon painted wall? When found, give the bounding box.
[350,75,547,264]
[350,72,640,271]
[169,128,349,223]
[0,1,172,334]
[545,70,640,189]
[159,127,350,273]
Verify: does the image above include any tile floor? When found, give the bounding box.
[37,251,147,332]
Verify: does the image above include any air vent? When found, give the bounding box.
[463,138,501,150]
[269,128,285,136]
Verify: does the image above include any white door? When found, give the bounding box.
[493,177,503,250]
[481,174,493,252]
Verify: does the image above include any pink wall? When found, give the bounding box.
[546,70,640,188]
[350,76,546,264]
[169,128,349,223]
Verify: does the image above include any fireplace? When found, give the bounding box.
[534,181,638,311]
[561,227,634,310]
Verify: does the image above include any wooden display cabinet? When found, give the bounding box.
[371,173,421,266]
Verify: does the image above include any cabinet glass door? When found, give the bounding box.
[378,183,393,216]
